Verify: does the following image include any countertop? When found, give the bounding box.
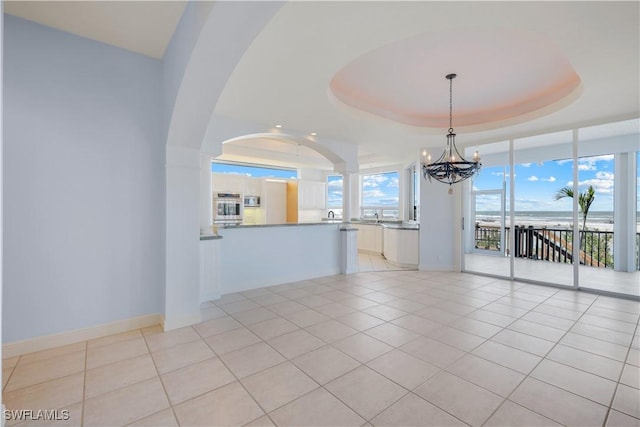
[379,223,420,230]
[216,221,344,229]
[205,220,419,232]
[199,235,223,241]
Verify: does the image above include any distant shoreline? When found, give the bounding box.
[474,211,640,233]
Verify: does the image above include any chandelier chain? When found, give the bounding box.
[449,75,453,132]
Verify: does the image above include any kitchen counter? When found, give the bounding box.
[380,223,419,230]
[200,235,223,241]
[216,221,344,229]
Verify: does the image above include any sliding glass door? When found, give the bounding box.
[512,131,574,287]
[463,141,510,278]
[462,119,639,297]
[576,121,640,297]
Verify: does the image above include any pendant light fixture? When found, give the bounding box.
[422,73,481,193]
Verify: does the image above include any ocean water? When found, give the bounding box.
[475,211,640,230]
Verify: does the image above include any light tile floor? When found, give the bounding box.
[3,270,640,426]
[357,253,415,272]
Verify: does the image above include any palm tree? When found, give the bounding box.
[554,185,596,230]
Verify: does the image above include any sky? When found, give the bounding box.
[328,172,400,207]
[472,154,627,212]
[212,163,297,179]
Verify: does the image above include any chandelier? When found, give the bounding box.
[422,73,481,193]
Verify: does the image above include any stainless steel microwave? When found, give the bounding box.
[244,196,260,207]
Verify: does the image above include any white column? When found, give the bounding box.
[340,227,358,274]
[614,153,637,272]
[419,170,456,271]
[342,173,352,223]
[165,146,202,330]
[200,153,213,235]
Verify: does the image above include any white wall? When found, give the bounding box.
[419,178,458,271]
[3,16,165,343]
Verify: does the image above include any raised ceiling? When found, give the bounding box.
[329,28,581,129]
[6,1,639,169]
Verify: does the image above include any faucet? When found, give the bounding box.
[328,210,335,219]
[374,212,379,220]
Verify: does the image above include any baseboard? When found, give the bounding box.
[163,311,203,332]
[418,263,457,272]
[2,314,163,358]
[199,291,221,304]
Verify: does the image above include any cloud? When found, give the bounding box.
[327,179,343,189]
[520,163,532,167]
[577,155,614,171]
[543,176,556,182]
[363,189,386,198]
[578,163,595,171]
[528,176,539,182]
[387,177,399,188]
[577,170,615,194]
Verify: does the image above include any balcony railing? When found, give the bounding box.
[475,224,640,270]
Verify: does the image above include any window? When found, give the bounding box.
[361,171,400,219]
[327,175,343,219]
[211,161,297,179]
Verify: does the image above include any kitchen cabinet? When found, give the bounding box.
[212,173,243,193]
[382,226,419,266]
[243,176,263,197]
[265,181,287,224]
[298,180,326,210]
[357,224,383,254]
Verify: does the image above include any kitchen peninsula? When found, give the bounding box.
[202,221,351,299]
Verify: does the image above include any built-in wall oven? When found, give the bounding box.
[213,193,242,224]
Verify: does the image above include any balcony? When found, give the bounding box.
[474,224,640,270]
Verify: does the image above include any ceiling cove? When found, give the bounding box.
[329,28,582,130]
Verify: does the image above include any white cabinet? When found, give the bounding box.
[265,181,287,224]
[357,224,383,254]
[243,176,263,197]
[382,227,419,266]
[298,180,326,210]
[212,173,244,193]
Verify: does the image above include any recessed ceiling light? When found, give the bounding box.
[275,124,283,128]
[310,132,317,136]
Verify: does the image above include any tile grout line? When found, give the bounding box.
[444,289,560,426]
[1,355,20,395]
[194,319,280,427]
[80,340,87,427]
[476,288,588,427]
[601,312,640,426]
[139,326,181,427]
[480,292,616,427]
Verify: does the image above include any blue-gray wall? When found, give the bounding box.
[3,16,165,342]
